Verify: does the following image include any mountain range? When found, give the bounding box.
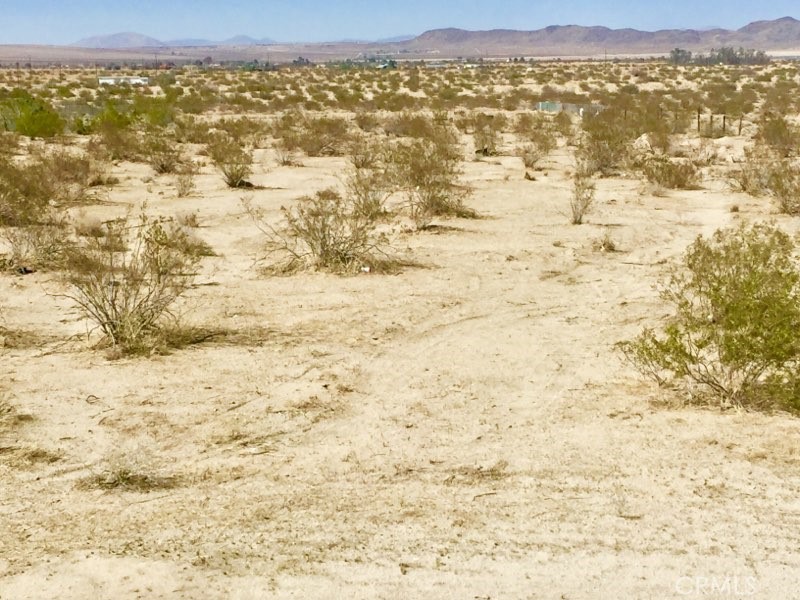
[72,32,276,48]
[58,17,800,58]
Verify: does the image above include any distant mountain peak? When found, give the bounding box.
[72,32,164,49]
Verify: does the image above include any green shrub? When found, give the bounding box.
[619,222,800,410]
[0,89,64,138]
[145,134,184,174]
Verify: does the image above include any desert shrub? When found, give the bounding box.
[553,111,573,137]
[0,89,64,138]
[245,188,389,273]
[388,136,474,229]
[517,127,557,170]
[88,123,142,162]
[642,158,699,189]
[766,162,800,215]
[730,145,775,195]
[619,222,800,411]
[206,133,253,188]
[1,215,72,273]
[0,150,99,227]
[173,163,198,198]
[383,111,438,139]
[0,132,19,156]
[274,113,351,157]
[576,107,635,175]
[347,134,389,170]
[757,112,799,158]
[342,166,391,221]
[144,134,183,174]
[62,213,201,355]
[570,169,596,224]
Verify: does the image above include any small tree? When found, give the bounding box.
[619,222,800,410]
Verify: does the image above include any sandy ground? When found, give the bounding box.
[2,139,800,600]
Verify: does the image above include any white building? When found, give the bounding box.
[98,76,150,86]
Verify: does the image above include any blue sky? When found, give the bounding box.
[1,0,797,45]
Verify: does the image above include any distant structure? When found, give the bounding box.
[536,101,602,116]
[98,76,150,86]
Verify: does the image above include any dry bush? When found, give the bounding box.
[245,189,391,274]
[273,139,302,167]
[206,133,253,188]
[62,212,201,355]
[2,216,72,273]
[347,134,389,170]
[342,166,391,221]
[730,145,775,195]
[642,157,700,190]
[388,136,475,229]
[383,111,439,139]
[273,112,352,157]
[570,169,596,225]
[757,112,799,158]
[144,134,184,175]
[517,127,557,170]
[88,122,143,162]
[767,162,800,215]
[173,163,198,197]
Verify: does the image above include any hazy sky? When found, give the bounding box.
[1,0,798,44]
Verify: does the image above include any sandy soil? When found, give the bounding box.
[2,138,800,599]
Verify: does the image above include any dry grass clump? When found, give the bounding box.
[79,445,180,492]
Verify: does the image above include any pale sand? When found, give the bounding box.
[2,135,800,599]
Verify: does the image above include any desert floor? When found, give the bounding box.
[2,138,800,599]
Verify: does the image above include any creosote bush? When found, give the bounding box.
[246,188,390,274]
[570,167,596,224]
[207,133,253,188]
[619,222,800,411]
[388,135,475,229]
[766,162,800,215]
[642,157,700,190]
[63,212,201,355]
